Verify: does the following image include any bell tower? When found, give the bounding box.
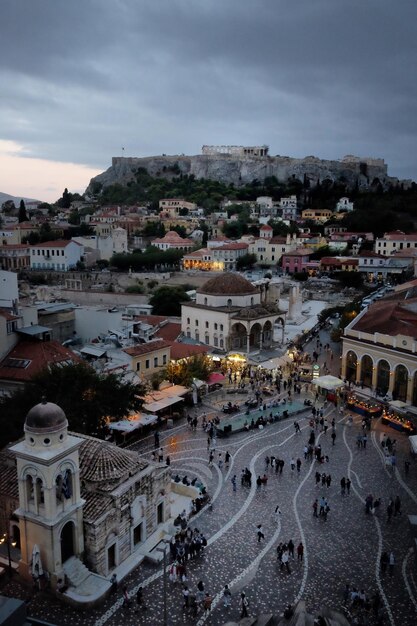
[11,400,85,586]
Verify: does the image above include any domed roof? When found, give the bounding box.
[25,400,68,433]
[198,273,258,296]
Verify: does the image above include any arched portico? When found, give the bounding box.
[393,364,408,402]
[360,355,373,388]
[345,351,357,383]
[376,359,390,396]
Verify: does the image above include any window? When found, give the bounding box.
[214,323,218,330]
[154,357,158,367]
[214,336,218,347]
[220,324,223,331]
[187,317,190,324]
[163,354,167,365]
[133,523,143,545]
[220,338,224,348]
[136,362,140,371]
[145,359,150,369]
[195,331,199,342]
[205,334,209,344]
[195,320,199,327]
[205,321,209,329]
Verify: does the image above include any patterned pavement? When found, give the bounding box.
[2,333,417,625]
[3,398,417,626]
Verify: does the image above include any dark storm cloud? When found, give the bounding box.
[0,0,416,180]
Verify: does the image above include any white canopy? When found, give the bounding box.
[108,414,158,433]
[409,435,417,455]
[143,396,184,413]
[389,400,408,410]
[312,375,345,390]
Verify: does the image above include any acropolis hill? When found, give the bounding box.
[86,145,405,193]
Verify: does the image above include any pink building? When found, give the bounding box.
[281,248,315,274]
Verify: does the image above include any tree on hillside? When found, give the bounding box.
[0,363,146,447]
[149,286,191,316]
[18,199,28,222]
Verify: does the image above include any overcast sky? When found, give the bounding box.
[1,0,416,202]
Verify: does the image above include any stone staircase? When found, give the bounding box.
[63,556,91,588]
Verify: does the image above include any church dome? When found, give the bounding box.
[79,439,147,490]
[25,400,68,434]
[198,273,258,296]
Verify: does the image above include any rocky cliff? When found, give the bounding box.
[86,152,400,194]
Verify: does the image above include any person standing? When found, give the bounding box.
[394,495,402,516]
[223,584,232,609]
[331,431,336,446]
[340,477,346,496]
[231,474,237,492]
[154,431,160,449]
[225,450,231,468]
[122,585,130,609]
[288,539,295,559]
[240,592,249,618]
[296,458,302,473]
[313,499,318,517]
[297,542,304,561]
[346,478,351,495]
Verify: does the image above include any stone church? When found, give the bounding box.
[0,400,171,604]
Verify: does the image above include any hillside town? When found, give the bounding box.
[0,153,417,625]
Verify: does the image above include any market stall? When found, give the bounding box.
[346,395,383,418]
[381,405,415,434]
[312,375,345,403]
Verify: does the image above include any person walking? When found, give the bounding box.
[231,474,237,492]
[240,592,249,618]
[380,551,389,575]
[281,549,291,574]
[340,477,346,496]
[274,505,282,523]
[225,450,231,468]
[257,524,265,542]
[389,552,395,576]
[135,586,146,612]
[346,478,351,495]
[326,474,332,488]
[394,495,402,516]
[223,584,232,609]
[182,585,190,610]
[313,499,318,517]
[296,458,302,473]
[331,431,336,446]
[122,585,131,609]
[288,539,295,559]
[297,542,304,561]
[203,593,213,615]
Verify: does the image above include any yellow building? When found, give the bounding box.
[301,209,334,223]
[123,339,171,378]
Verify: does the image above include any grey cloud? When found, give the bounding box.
[0,0,416,181]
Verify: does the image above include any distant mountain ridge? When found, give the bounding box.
[0,191,41,206]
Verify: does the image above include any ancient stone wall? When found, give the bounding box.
[88,151,398,194]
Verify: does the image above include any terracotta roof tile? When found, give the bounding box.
[170,343,209,360]
[123,340,171,357]
[0,340,80,382]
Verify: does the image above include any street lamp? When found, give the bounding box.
[0,531,16,578]
[156,541,169,626]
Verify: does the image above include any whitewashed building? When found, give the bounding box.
[30,240,83,271]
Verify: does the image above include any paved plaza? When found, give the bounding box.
[2,331,417,625]
[2,393,417,625]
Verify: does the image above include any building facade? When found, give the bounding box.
[30,241,83,271]
[181,273,285,354]
[341,296,417,404]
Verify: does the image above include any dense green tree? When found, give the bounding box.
[164,353,212,386]
[18,199,28,222]
[149,286,191,316]
[0,363,146,447]
[236,253,258,270]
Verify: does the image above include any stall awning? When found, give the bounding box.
[409,435,417,454]
[312,375,345,390]
[108,414,158,433]
[143,396,184,413]
[208,372,225,385]
[389,400,408,411]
